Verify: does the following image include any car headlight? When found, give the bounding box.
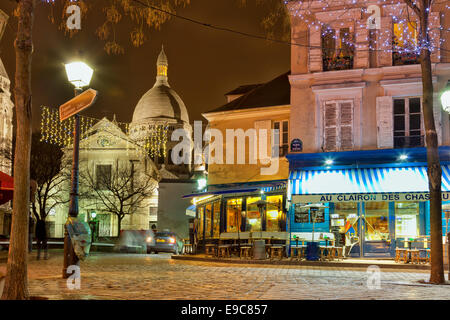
[169,237,176,244]
[146,236,152,243]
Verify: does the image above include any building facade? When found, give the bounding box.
[187,73,291,248]
[50,118,159,238]
[0,10,14,236]
[286,0,450,257]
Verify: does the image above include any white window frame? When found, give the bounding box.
[393,96,423,147]
[273,120,289,157]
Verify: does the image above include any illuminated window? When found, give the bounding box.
[333,202,358,235]
[364,202,390,241]
[205,203,212,239]
[395,202,419,238]
[157,65,168,77]
[266,195,283,232]
[213,201,220,238]
[322,27,354,71]
[226,198,242,232]
[246,197,262,232]
[393,22,419,65]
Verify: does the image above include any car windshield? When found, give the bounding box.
[155,232,174,237]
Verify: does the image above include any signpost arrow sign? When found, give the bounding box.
[59,88,98,121]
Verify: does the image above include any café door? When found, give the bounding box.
[361,202,394,257]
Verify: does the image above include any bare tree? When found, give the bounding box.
[29,133,69,223]
[3,0,190,300]
[80,160,158,236]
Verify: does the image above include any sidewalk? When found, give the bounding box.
[172,254,439,271]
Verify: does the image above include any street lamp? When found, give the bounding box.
[441,80,450,113]
[62,61,93,279]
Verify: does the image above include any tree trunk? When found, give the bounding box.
[1,0,35,300]
[419,3,445,284]
[117,215,123,237]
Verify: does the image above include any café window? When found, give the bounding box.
[205,203,212,239]
[226,198,242,232]
[213,201,220,238]
[364,202,390,241]
[266,195,283,232]
[393,97,423,148]
[246,196,262,232]
[395,202,419,238]
[332,202,358,235]
[197,206,204,240]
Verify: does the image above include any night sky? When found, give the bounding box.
[0,0,290,131]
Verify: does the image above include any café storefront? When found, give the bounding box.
[184,181,288,251]
[287,159,450,258]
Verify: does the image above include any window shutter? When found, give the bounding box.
[376,96,394,149]
[339,102,354,151]
[323,102,338,152]
[254,120,272,162]
[309,26,323,73]
[377,17,393,67]
[429,12,440,63]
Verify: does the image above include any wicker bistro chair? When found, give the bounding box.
[205,243,216,256]
[290,246,306,261]
[419,249,431,264]
[269,245,285,260]
[240,241,253,259]
[333,246,344,261]
[217,244,232,258]
[410,249,420,264]
[395,248,409,263]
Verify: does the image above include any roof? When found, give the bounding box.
[225,84,262,96]
[207,71,290,114]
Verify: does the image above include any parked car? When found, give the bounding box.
[146,231,184,255]
[115,230,154,253]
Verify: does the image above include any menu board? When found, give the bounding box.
[294,206,309,223]
[310,208,325,223]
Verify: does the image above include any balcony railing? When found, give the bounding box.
[394,135,424,149]
[323,55,354,71]
[393,50,420,66]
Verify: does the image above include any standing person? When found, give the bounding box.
[28,214,35,253]
[35,218,48,260]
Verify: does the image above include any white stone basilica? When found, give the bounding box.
[129,46,192,179]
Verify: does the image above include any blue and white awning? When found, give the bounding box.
[289,165,450,196]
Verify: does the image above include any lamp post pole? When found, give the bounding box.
[62,88,82,279]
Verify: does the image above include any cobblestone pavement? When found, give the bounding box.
[1,251,449,300]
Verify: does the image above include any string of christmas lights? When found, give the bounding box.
[40,105,169,158]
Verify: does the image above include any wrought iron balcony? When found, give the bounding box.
[322,55,353,71]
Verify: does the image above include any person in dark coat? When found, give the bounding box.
[35,219,48,260]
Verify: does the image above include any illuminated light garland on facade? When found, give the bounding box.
[40,105,169,158]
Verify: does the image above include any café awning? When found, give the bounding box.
[289,165,450,203]
[0,171,14,205]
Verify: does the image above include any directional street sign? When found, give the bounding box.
[59,88,98,121]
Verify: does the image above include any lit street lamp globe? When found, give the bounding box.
[441,81,450,113]
[65,61,94,89]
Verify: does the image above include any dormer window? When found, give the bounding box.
[322,27,354,71]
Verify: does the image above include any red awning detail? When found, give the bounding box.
[0,171,14,205]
